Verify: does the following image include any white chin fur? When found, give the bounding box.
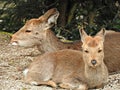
[23,68,29,77]
[12,42,18,46]
[30,81,38,86]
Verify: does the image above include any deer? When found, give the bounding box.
[23,28,108,90]
[10,8,82,53]
[10,8,120,74]
[103,30,120,73]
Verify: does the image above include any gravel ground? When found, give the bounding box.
[0,33,120,90]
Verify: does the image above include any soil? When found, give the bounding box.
[0,32,120,90]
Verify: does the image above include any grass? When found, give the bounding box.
[0,31,12,42]
[0,31,12,36]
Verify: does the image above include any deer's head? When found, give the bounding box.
[80,28,106,68]
[11,8,59,47]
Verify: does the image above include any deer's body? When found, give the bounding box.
[10,8,81,53]
[104,31,120,73]
[23,29,108,90]
[36,30,81,53]
[10,8,120,73]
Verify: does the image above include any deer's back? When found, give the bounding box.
[41,30,82,52]
[104,31,120,73]
[28,49,84,82]
[64,40,82,50]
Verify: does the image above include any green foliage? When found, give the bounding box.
[0,0,47,33]
[0,0,120,40]
[54,0,120,40]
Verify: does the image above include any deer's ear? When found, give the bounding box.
[47,11,59,25]
[96,28,106,42]
[37,8,59,31]
[79,27,88,43]
[39,8,59,25]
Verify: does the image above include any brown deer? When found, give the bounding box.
[104,30,120,73]
[23,29,108,90]
[10,8,82,53]
[10,8,120,74]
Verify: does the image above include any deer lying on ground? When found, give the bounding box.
[23,29,108,90]
[104,30,120,73]
[10,8,120,74]
[10,8,82,53]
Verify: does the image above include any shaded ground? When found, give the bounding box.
[0,32,120,90]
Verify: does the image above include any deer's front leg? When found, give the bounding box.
[59,75,88,90]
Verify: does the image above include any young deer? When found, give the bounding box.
[23,29,108,90]
[10,8,120,73]
[10,8,82,53]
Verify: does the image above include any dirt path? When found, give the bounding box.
[0,33,120,90]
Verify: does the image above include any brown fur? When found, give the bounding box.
[10,8,120,74]
[84,36,101,47]
[10,8,82,53]
[23,29,108,90]
[104,31,120,73]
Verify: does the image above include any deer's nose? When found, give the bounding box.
[11,41,18,45]
[91,59,97,65]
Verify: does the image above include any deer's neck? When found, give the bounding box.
[37,30,82,53]
[37,30,65,53]
[84,62,108,88]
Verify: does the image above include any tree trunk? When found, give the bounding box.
[58,0,68,27]
[67,3,78,24]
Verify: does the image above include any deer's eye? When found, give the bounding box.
[35,32,39,35]
[25,30,31,33]
[98,49,102,53]
[84,50,89,53]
